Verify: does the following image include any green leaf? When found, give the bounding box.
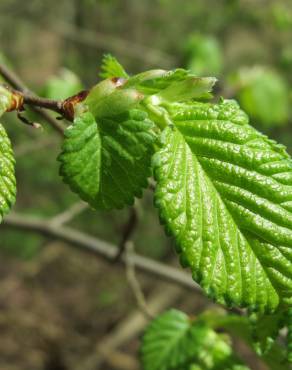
[59,110,156,210]
[84,78,121,115]
[184,34,223,76]
[153,99,292,312]
[0,123,16,222]
[155,76,216,103]
[249,310,285,355]
[0,85,13,116]
[233,67,289,127]
[141,309,249,370]
[99,54,129,79]
[198,310,289,370]
[89,88,144,118]
[141,309,193,370]
[126,68,215,104]
[84,80,143,119]
[42,68,83,100]
[127,69,195,96]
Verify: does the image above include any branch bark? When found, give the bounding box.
[0,63,66,134]
[2,212,199,292]
[115,206,138,261]
[53,22,175,68]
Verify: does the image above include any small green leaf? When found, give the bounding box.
[99,54,129,79]
[141,309,192,370]
[42,69,83,100]
[141,309,249,370]
[84,78,121,115]
[59,110,156,210]
[184,34,223,76]
[89,88,144,118]
[127,69,194,96]
[58,112,101,207]
[126,68,215,104]
[233,67,289,127]
[0,123,16,222]
[84,80,143,119]
[249,310,285,355]
[0,85,13,116]
[155,76,216,103]
[153,99,292,312]
[199,310,289,370]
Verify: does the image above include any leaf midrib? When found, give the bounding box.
[178,129,279,303]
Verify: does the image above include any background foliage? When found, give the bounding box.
[0,0,292,369]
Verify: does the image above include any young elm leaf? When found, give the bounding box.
[99,54,129,79]
[153,99,292,312]
[0,123,16,222]
[59,110,156,210]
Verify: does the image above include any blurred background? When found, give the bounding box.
[0,0,292,369]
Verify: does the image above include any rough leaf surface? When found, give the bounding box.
[153,100,292,311]
[141,309,249,370]
[99,54,129,79]
[249,310,285,355]
[59,110,155,210]
[0,123,16,222]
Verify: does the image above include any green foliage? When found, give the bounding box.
[85,79,143,119]
[287,308,292,363]
[57,58,292,313]
[58,110,156,210]
[2,54,292,330]
[141,309,250,370]
[249,310,285,355]
[271,3,292,30]
[153,76,216,103]
[99,54,129,79]
[199,309,289,370]
[232,67,290,127]
[127,69,214,99]
[0,85,12,116]
[0,123,16,222]
[184,34,223,76]
[0,86,16,222]
[42,68,83,100]
[153,99,292,312]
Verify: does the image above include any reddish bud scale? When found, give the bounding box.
[61,90,89,121]
[2,88,24,112]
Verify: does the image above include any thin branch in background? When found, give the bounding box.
[115,206,138,261]
[2,212,199,292]
[125,241,153,319]
[21,93,64,115]
[89,283,183,370]
[0,63,66,135]
[52,22,176,68]
[0,63,29,93]
[50,201,88,227]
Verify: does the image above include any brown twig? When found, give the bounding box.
[89,283,183,370]
[125,241,153,319]
[50,201,88,227]
[2,212,199,292]
[0,63,65,134]
[114,206,138,261]
[0,64,29,92]
[22,93,64,115]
